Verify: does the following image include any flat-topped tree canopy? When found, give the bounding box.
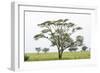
[34,19,83,59]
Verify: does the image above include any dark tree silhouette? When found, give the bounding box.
[42,48,49,53]
[82,46,88,51]
[69,47,78,52]
[35,47,41,54]
[34,19,83,59]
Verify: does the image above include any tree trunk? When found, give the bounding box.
[58,50,63,59]
[57,46,63,59]
[59,53,62,60]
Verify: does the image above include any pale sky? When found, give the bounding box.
[25,11,91,53]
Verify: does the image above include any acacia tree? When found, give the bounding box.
[68,47,78,52]
[34,19,83,59]
[35,47,41,54]
[82,46,88,51]
[42,48,49,53]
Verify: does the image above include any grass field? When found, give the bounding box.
[24,51,90,61]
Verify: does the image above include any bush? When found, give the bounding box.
[82,46,88,51]
[24,55,29,61]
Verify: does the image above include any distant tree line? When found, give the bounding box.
[35,45,88,54]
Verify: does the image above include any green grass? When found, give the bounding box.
[24,51,90,61]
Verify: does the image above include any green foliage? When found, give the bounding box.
[34,33,46,40]
[64,19,69,22]
[67,22,75,28]
[76,27,82,30]
[41,29,51,33]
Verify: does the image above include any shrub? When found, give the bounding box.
[82,46,88,51]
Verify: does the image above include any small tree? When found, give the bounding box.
[69,47,78,52]
[82,46,88,51]
[35,47,41,54]
[42,48,49,53]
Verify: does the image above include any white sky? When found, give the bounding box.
[25,11,91,53]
